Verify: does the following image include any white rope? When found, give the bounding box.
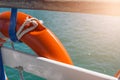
[16,17,39,40]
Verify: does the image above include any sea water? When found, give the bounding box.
[1,8,120,79]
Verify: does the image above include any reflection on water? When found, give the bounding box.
[1,8,120,76]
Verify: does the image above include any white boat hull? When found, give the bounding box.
[1,47,118,80]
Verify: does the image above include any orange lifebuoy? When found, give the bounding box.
[114,70,120,79]
[0,11,73,65]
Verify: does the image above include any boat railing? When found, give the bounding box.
[0,0,120,16]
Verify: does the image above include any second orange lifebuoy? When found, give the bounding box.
[0,11,73,65]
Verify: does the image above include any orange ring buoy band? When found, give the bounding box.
[0,11,73,65]
[114,70,120,79]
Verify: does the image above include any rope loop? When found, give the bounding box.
[16,17,39,40]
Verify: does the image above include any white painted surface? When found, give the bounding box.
[2,47,118,80]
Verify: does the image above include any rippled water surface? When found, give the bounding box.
[1,8,120,79]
